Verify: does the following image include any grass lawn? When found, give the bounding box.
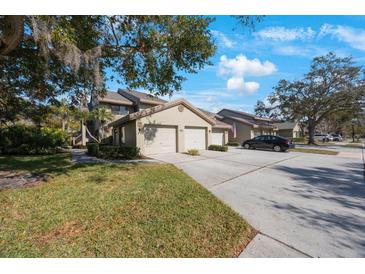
[289,148,339,155]
[0,154,254,257]
[343,143,363,148]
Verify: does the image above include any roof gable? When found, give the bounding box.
[110,99,216,127]
[98,91,133,105]
[218,108,272,122]
[274,121,298,130]
[118,89,166,105]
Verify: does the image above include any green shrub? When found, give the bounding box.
[227,141,240,146]
[187,149,200,156]
[87,143,99,156]
[89,144,140,160]
[72,145,87,149]
[0,125,67,155]
[98,145,120,159]
[291,137,306,143]
[97,144,140,160]
[119,146,140,160]
[208,145,228,152]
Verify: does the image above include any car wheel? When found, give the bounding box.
[273,145,282,152]
[243,143,250,149]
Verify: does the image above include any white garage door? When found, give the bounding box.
[144,125,176,154]
[212,130,224,146]
[185,127,206,151]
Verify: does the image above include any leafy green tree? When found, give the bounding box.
[1,15,262,127]
[254,100,271,118]
[267,52,364,144]
[1,16,216,115]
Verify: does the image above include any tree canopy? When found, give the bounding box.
[261,52,365,143]
[1,15,263,127]
[1,15,217,125]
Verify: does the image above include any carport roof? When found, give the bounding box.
[118,89,167,105]
[110,99,216,127]
[274,121,298,130]
[198,108,231,129]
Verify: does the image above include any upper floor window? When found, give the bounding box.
[108,104,129,115]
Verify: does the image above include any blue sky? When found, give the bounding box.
[107,16,365,113]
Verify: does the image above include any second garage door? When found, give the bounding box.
[212,129,224,145]
[185,127,206,151]
[144,125,177,154]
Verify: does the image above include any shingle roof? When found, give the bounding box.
[219,110,276,129]
[198,108,231,129]
[98,91,133,105]
[222,116,256,127]
[118,89,167,105]
[274,121,298,130]
[218,108,272,122]
[110,99,216,127]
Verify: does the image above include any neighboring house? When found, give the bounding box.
[89,89,166,142]
[274,121,304,138]
[217,108,277,144]
[110,99,230,155]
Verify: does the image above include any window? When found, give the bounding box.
[110,105,129,115]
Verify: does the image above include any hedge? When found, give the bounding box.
[187,149,200,156]
[291,137,306,143]
[227,141,240,146]
[86,143,140,160]
[208,144,228,152]
[87,143,99,156]
[0,125,66,155]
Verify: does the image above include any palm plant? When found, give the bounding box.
[89,107,113,142]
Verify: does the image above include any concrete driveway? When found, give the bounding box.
[151,147,365,257]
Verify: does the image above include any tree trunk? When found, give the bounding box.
[0,16,25,56]
[307,118,316,145]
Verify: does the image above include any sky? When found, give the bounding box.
[107,15,365,114]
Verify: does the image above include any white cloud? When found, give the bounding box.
[211,30,236,49]
[273,45,328,57]
[319,24,365,51]
[227,77,259,94]
[255,26,316,41]
[218,54,276,94]
[219,54,277,77]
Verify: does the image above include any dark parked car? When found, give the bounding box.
[242,135,295,152]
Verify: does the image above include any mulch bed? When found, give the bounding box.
[0,171,51,190]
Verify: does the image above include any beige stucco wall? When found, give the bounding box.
[113,120,137,147]
[278,129,293,138]
[135,104,212,154]
[222,118,253,144]
[277,124,302,138]
[124,121,137,146]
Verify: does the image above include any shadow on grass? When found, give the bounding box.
[0,153,73,175]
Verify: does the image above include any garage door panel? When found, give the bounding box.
[144,125,176,154]
[185,127,206,151]
[212,130,224,145]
